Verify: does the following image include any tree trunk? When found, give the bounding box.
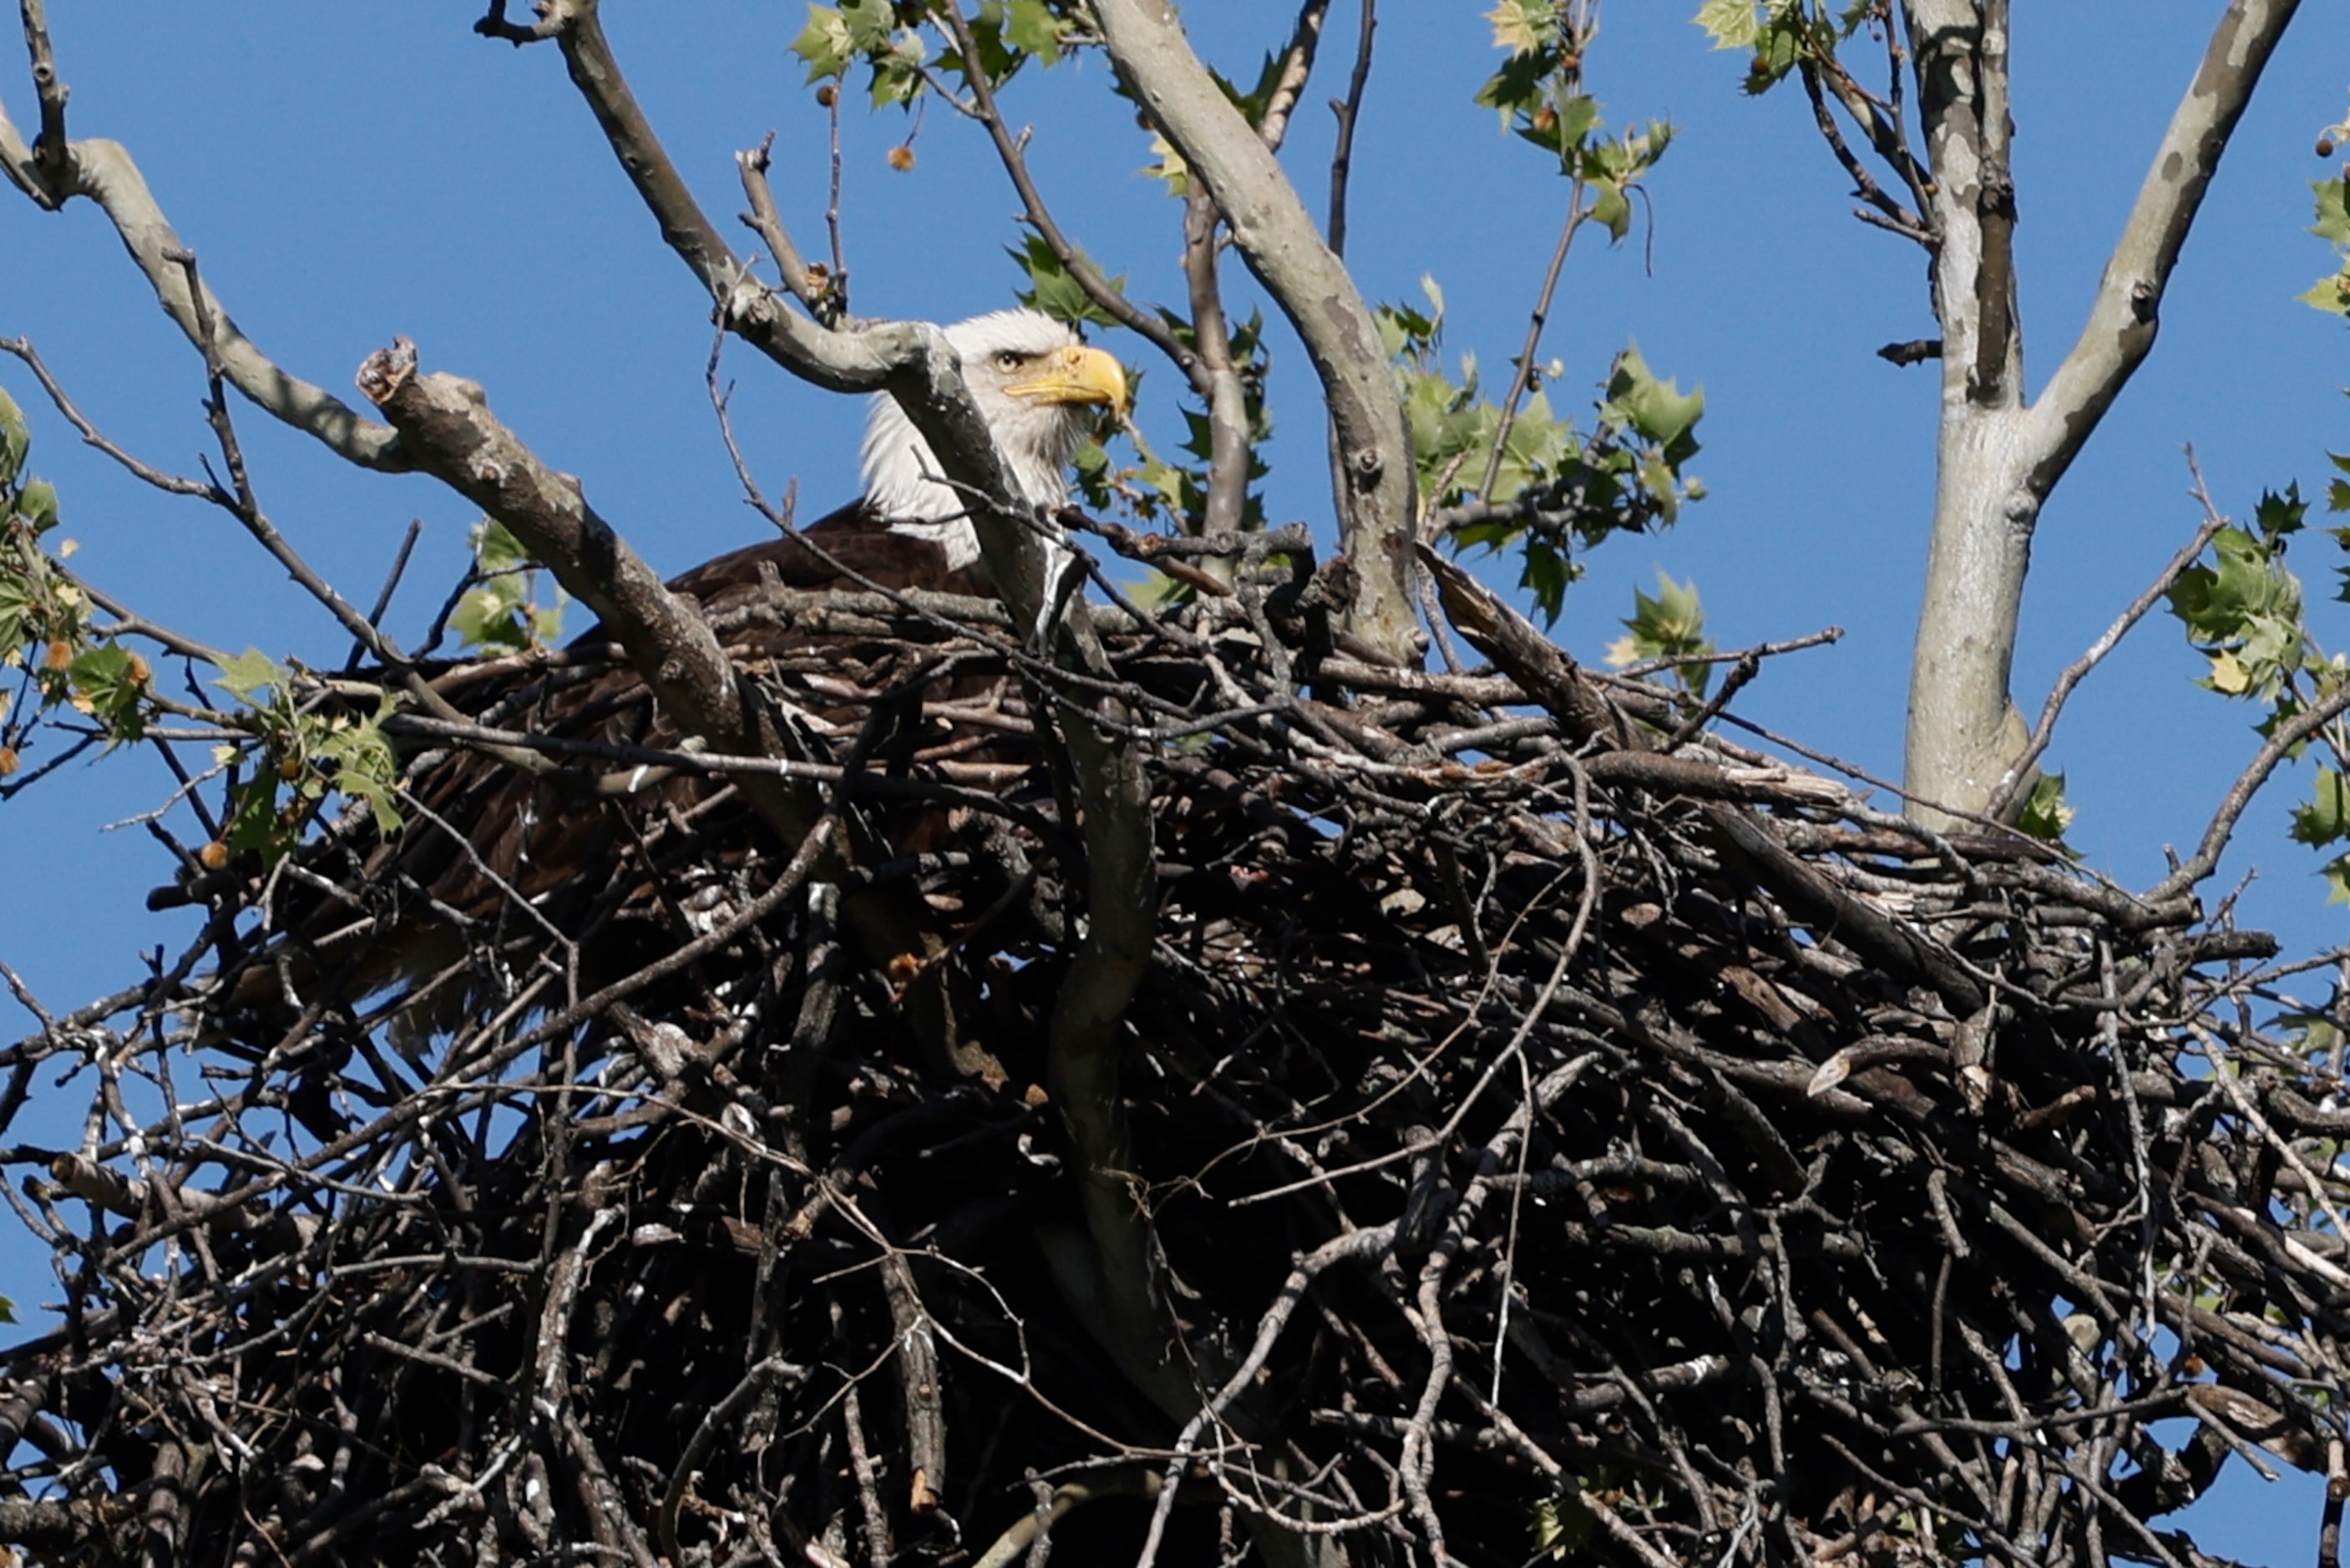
[1899,0,2299,827]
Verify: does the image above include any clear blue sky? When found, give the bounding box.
[3,6,2346,1555]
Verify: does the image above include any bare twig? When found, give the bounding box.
[1326,0,1375,257]
[1988,455,2231,818]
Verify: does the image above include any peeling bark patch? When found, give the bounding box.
[2195,4,2249,101]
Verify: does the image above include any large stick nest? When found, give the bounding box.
[0,554,2340,1568]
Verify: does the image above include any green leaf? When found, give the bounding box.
[1588,183,1630,241]
[2293,766,2350,847]
[313,701,403,836]
[225,774,295,860]
[1474,50,1553,125]
[2324,852,2350,905]
[14,477,57,534]
[452,584,519,653]
[69,641,146,742]
[1604,346,1704,458]
[1554,94,1602,149]
[216,647,292,707]
[2314,179,2350,246]
[458,520,565,650]
[470,518,534,574]
[789,4,854,79]
[2014,772,2077,849]
[1532,1490,1597,1560]
[2256,483,2308,542]
[1692,0,1762,52]
[1522,537,1571,625]
[1004,0,1064,65]
[1486,0,1559,56]
[1605,569,1714,695]
[1006,234,1127,329]
[0,385,26,494]
[838,0,893,52]
[2300,274,2350,316]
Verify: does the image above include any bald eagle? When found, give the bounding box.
[207,309,1125,1045]
[678,308,1127,600]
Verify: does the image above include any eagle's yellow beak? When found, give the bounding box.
[1004,344,1129,414]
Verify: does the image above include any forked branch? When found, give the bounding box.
[1093,0,1420,665]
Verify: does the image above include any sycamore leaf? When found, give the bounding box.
[0,385,26,493]
[1532,1490,1598,1560]
[1003,0,1064,64]
[1486,0,1555,56]
[69,642,145,742]
[2256,483,2308,541]
[1608,569,1714,695]
[1522,537,1572,625]
[1007,234,1127,329]
[1604,346,1704,458]
[15,477,57,534]
[1142,132,1189,198]
[2014,773,2077,849]
[790,4,855,79]
[313,698,403,836]
[2292,766,2350,847]
[216,648,291,707]
[2301,275,2350,316]
[2314,179,2350,246]
[1588,183,1631,241]
[470,518,534,574]
[2206,647,2251,694]
[1692,0,1763,51]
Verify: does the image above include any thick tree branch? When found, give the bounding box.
[0,21,403,466]
[2023,0,2299,494]
[16,1,66,195]
[1182,188,1251,539]
[0,119,406,467]
[1095,0,1420,665]
[355,340,815,833]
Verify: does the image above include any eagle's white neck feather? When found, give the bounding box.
[858,310,1089,570]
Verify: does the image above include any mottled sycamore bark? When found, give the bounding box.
[1899,0,2297,826]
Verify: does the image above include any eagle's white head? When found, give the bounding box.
[859,309,1127,567]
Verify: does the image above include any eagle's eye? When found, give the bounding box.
[993,350,1026,372]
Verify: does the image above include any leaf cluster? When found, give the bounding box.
[2302,177,2350,316]
[452,518,568,655]
[0,388,149,776]
[2169,481,2350,898]
[211,649,402,862]
[1387,282,1705,625]
[791,1,1093,107]
[1603,568,1718,697]
[1693,0,1879,97]
[1479,6,1673,240]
